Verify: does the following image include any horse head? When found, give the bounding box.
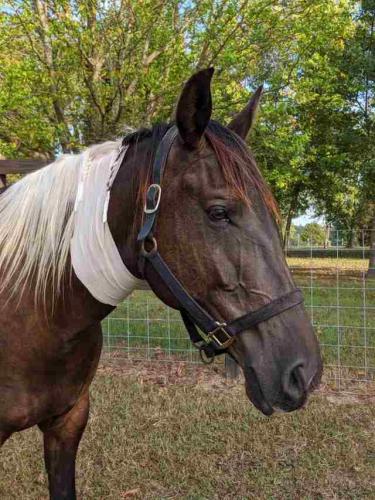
[116,68,322,415]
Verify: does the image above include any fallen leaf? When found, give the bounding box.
[121,488,140,498]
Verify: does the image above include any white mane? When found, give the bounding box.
[0,141,119,305]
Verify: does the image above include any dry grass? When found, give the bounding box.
[1,364,375,499]
[287,257,369,273]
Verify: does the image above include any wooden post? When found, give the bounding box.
[225,354,240,379]
[0,155,5,188]
[367,216,375,279]
[0,174,6,188]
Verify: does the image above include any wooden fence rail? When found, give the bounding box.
[0,159,49,174]
[0,159,50,188]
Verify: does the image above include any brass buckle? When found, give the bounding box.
[144,184,162,214]
[207,322,233,349]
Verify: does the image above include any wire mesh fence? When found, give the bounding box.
[102,228,375,392]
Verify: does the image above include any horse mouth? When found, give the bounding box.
[244,366,274,416]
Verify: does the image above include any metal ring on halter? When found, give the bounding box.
[199,346,215,364]
[141,236,158,257]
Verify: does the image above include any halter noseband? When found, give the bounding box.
[137,126,303,361]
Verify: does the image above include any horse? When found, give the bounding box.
[0,68,322,499]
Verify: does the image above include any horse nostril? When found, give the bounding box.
[282,363,306,403]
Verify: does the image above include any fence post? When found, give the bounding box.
[367,218,375,278]
[225,354,240,379]
[0,155,5,188]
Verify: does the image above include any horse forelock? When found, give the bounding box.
[205,121,280,222]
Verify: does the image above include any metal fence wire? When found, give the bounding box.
[102,229,375,392]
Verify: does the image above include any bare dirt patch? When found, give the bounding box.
[98,358,235,391]
[99,356,375,404]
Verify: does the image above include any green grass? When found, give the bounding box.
[297,275,375,376]
[102,261,375,381]
[1,370,374,499]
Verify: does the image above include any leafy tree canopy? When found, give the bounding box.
[0,0,372,243]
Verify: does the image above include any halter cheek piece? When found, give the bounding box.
[137,126,304,361]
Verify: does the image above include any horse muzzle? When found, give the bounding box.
[244,360,322,415]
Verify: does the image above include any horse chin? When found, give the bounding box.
[244,369,274,416]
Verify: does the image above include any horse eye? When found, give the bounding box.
[208,205,229,222]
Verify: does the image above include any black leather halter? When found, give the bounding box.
[137,126,303,361]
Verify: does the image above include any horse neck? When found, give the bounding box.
[105,143,147,279]
[38,142,144,323]
[44,148,143,330]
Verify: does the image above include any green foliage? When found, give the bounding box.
[309,1,375,235]
[300,222,326,245]
[0,0,372,235]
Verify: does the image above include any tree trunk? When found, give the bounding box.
[324,225,330,248]
[346,229,355,248]
[33,0,72,152]
[367,216,375,279]
[283,183,301,251]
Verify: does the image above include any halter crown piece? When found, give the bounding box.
[137,126,304,362]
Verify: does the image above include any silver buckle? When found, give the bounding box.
[208,322,233,348]
[144,184,162,214]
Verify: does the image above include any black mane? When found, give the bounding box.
[122,123,173,148]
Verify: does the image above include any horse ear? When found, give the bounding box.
[227,85,263,139]
[176,68,214,148]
